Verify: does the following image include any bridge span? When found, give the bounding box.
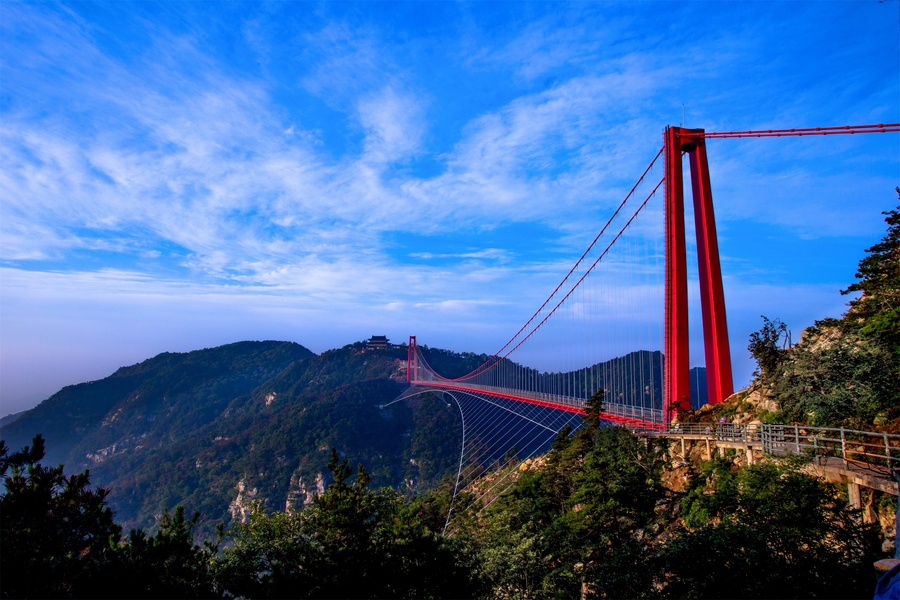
[406,380,663,429]
[398,122,899,523]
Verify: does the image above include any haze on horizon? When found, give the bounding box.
[1,1,897,417]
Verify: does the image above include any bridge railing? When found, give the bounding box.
[760,424,900,472]
[602,403,662,426]
[410,379,664,425]
[664,422,761,442]
[656,423,900,473]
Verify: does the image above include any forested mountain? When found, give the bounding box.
[2,341,314,466]
[0,340,479,534]
[714,199,900,432]
[1,333,699,536]
[1,337,706,536]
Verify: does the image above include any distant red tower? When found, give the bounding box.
[664,127,734,420]
[407,335,417,384]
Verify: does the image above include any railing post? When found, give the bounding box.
[841,427,847,466]
[794,425,800,454]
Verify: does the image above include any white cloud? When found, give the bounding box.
[358,87,426,163]
[410,248,513,262]
[1,2,896,413]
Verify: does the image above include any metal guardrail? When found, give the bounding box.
[664,422,761,443]
[655,422,900,473]
[760,424,900,472]
[409,378,900,475]
[410,380,663,423]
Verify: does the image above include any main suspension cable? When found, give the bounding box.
[701,123,899,138]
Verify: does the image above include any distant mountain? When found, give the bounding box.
[1,341,314,466]
[1,340,706,536]
[0,340,471,535]
[0,410,25,428]
[689,366,709,410]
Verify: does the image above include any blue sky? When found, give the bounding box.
[1,1,897,415]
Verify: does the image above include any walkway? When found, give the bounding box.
[647,422,899,519]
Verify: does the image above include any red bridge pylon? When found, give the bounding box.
[664,127,734,421]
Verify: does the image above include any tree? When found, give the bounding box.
[1,435,122,598]
[745,198,900,428]
[115,506,218,599]
[566,427,665,597]
[583,388,606,430]
[658,461,881,598]
[216,448,479,599]
[215,504,323,599]
[474,426,666,599]
[747,316,789,380]
[770,324,897,427]
[1,435,221,599]
[842,194,900,351]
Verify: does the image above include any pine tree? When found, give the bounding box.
[842,193,900,351]
[0,435,122,598]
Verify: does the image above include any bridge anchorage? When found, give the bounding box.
[392,122,900,514]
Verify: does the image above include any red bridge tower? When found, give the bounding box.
[664,127,734,420]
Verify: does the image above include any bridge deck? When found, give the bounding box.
[410,380,664,429]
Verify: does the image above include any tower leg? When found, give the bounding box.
[688,138,734,405]
[664,127,692,418]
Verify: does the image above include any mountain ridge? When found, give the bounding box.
[1,339,467,534]
[1,339,705,535]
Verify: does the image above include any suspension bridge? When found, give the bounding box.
[388,123,899,512]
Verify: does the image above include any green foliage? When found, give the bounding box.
[115,507,218,598]
[475,426,666,599]
[215,448,479,599]
[466,426,884,599]
[741,199,900,429]
[583,388,605,430]
[747,316,789,380]
[1,435,218,599]
[771,325,898,427]
[658,461,882,599]
[3,430,886,599]
[215,504,324,599]
[0,435,122,599]
[566,428,665,598]
[842,195,900,352]
[478,496,555,598]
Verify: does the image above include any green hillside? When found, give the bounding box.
[689,200,900,431]
[1,341,314,466]
[0,340,478,534]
